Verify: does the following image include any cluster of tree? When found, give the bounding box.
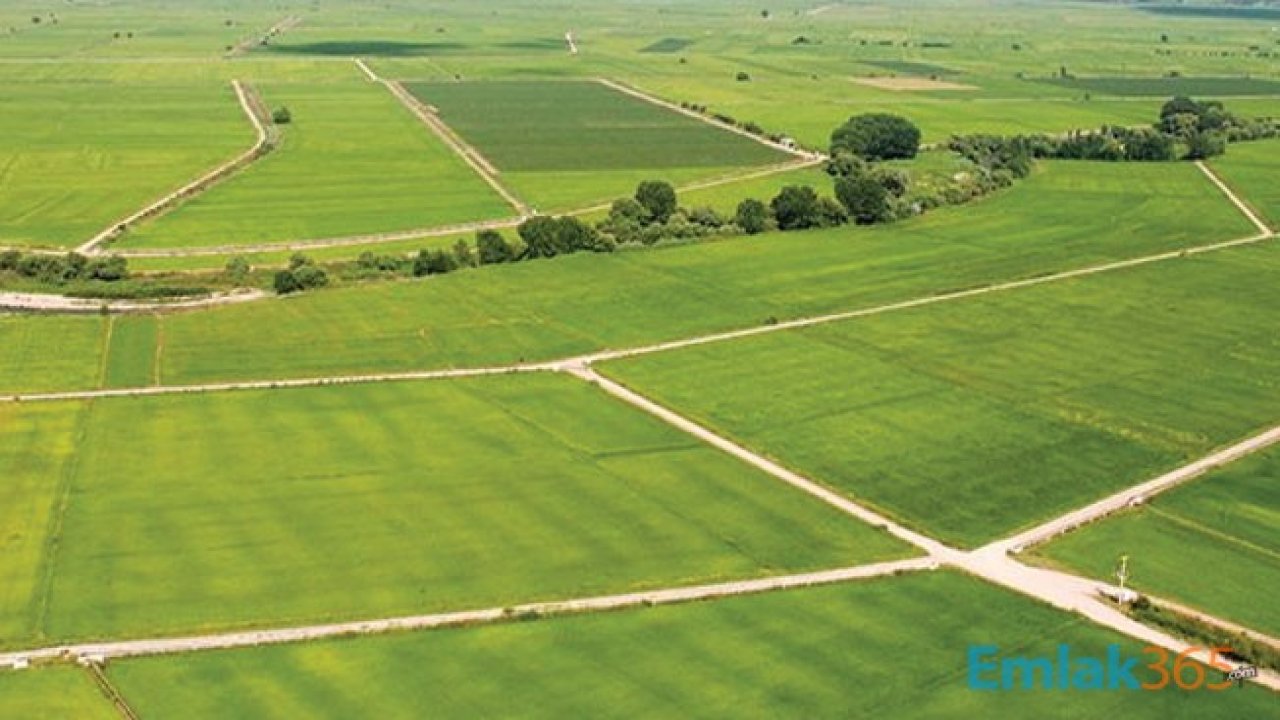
[273,254,329,294]
[830,113,921,161]
[0,250,128,284]
[1158,96,1277,157]
[597,181,743,245]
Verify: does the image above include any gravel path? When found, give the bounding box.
[0,288,266,315]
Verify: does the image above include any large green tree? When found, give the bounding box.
[830,113,921,161]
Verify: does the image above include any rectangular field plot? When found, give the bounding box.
[1037,76,1280,97]
[0,668,115,720]
[0,82,252,248]
[105,571,1277,718]
[146,161,1251,388]
[1212,139,1280,230]
[26,375,908,643]
[601,241,1280,547]
[404,80,792,210]
[1035,446,1280,636]
[0,315,106,395]
[122,81,512,249]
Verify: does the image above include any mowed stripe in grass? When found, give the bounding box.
[600,240,1280,548]
[0,82,251,248]
[0,667,117,720]
[1035,446,1280,636]
[105,571,1280,718]
[1212,139,1280,230]
[404,80,788,171]
[30,374,908,643]
[123,81,512,249]
[139,161,1250,388]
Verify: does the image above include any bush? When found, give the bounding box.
[413,248,458,277]
[635,180,678,223]
[476,229,515,265]
[735,198,772,235]
[770,185,824,230]
[830,113,921,161]
[274,255,327,294]
[272,106,292,125]
[735,71,751,82]
[835,172,891,225]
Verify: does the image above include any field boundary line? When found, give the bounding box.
[380,80,531,215]
[353,57,379,82]
[564,364,949,556]
[1197,160,1273,234]
[85,663,140,720]
[985,424,1280,555]
[593,77,823,161]
[75,80,275,255]
[0,558,932,664]
[225,15,301,58]
[4,231,1275,392]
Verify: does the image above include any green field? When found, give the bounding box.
[105,571,1277,718]
[1037,76,1280,97]
[0,316,106,395]
[0,82,251,248]
[142,161,1251,387]
[1212,139,1280,231]
[121,80,512,249]
[600,240,1280,547]
[1035,446,1280,637]
[8,374,907,644]
[404,79,792,209]
[0,668,115,720]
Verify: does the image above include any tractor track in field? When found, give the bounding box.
[74,80,276,256]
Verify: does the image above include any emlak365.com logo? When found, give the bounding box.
[967,644,1257,691]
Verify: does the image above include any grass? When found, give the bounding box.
[121,80,512,249]
[0,667,116,720]
[0,315,106,395]
[20,374,908,644]
[403,79,791,209]
[639,38,694,54]
[1212,139,1280,231]
[860,59,959,77]
[600,240,1280,547]
[1034,446,1280,637]
[0,402,84,646]
[0,82,252,249]
[133,161,1252,388]
[105,571,1279,718]
[1037,76,1280,97]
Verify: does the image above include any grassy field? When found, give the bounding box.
[1037,76,1280,97]
[1035,446,1280,637]
[404,79,792,210]
[137,161,1251,387]
[0,668,115,720]
[1212,139,1280,231]
[600,240,1280,547]
[15,374,907,644]
[0,81,252,248]
[0,316,106,395]
[121,80,512,249]
[105,571,1278,718]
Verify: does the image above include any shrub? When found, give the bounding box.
[635,180,678,223]
[476,229,515,265]
[770,185,824,230]
[272,106,292,124]
[735,198,772,235]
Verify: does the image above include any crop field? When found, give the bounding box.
[103,571,1277,718]
[1038,76,1280,97]
[122,80,513,249]
[1212,139,1280,230]
[600,241,1280,547]
[1035,446,1280,637]
[3,0,1280,713]
[5,375,907,644]
[0,81,252,248]
[135,161,1250,387]
[404,80,793,210]
[0,667,116,719]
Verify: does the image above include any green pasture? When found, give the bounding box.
[1038,76,1280,97]
[15,374,906,644]
[0,315,106,395]
[1212,139,1280,231]
[601,240,1280,547]
[121,80,512,249]
[1035,446,1280,637]
[0,82,252,248]
[138,161,1251,387]
[0,668,115,720]
[107,571,1278,718]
